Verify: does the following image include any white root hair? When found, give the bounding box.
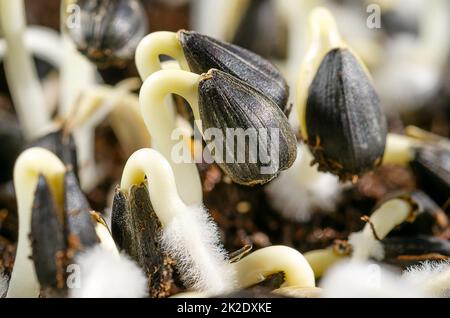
[70,246,147,298]
[403,260,450,297]
[120,148,234,294]
[265,144,341,222]
[161,204,236,295]
[320,261,426,298]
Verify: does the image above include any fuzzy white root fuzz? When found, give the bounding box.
[403,261,450,297]
[403,260,450,285]
[70,246,147,298]
[121,149,234,295]
[320,261,426,298]
[265,145,341,222]
[161,205,235,295]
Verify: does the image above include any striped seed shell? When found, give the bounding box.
[383,236,450,268]
[29,129,78,177]
[0,110,24,183]
[178,30,290,113]
[305,48,387,181]
[384,236,450,257]
[111,185,174,298]
[410,144,450,205]
[66,0,148,67]
[198,69,297,185]
[232,0,288,61]
[64,169,99,252]
[31,175,67,296]
[31,170,100,296]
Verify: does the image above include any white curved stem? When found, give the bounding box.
[305,248,346,279]
[7,148,66,298]
[0,26,62,115]
[0,26,63,68]
[59,1,98,119]
[363,199,413,239]
[350,198,413,261]
[120,148,185,226]
[120,149,232,294]
[59,1,97,190]
[383,134,420,166]
[136,34,202,206]
[232,245,315,289]
[0,0,50,140]
[296,7,344,140]
[139,70,202,205]
[135,31,190,79]
[94,222,119,256]
[141,69,200,119]
[107,92,152,156]
[67,80,150,191]
[68,80,150,153]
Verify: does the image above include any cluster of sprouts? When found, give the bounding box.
[1,0,450,299]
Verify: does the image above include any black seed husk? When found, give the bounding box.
[410,144,450,205]
[111,189,128,251]
[66,0,148,68]
[198,69,297,186]
[64,170,99,252]
[31,175,67,297]
[253,272,285,289]
[305,48,387,181]
[384,236,450,257]
[111,185,174,298]
[29,129,78,179]
[383,235,450,268]
[178,30,290,113]
[232,0,288,61]
[0,110,24,183]
[381,10,419,37]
